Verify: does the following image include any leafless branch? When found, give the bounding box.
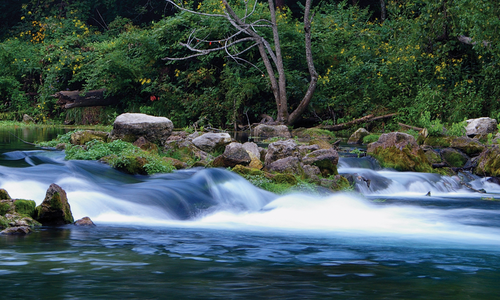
[165,0,226,18]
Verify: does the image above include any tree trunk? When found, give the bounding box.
[52,88,118,109]
[380,0,386,21]
[268,0,288,123]
[287,0,318,126]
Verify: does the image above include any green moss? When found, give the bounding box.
[272,174,298,185]
[0,202,12,216]
[0,189,11,200]
[423,137,451,147]
[369,145,432,172]
[363,134,381,144]
[50,192,63,210]
[14,200,36,218]
[425,150,442,164]
[0,216,9,229]
[232,165,264,176]
[442,151,468,168]
[303,128,336,139]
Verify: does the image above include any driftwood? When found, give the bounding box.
[321,113,397,131]
[398,123,424,132]
[52,88,118,109]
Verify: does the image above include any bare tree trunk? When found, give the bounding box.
[287,0,318,126]
[268,0,288,123]
[380,0,386,21]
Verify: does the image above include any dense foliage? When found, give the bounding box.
[0,0,498,129]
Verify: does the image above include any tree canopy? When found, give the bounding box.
[0,0,498,129]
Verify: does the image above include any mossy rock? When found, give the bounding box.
[292,128,335,141]
[369,145,432,172]
[35,183,74,226]
[319,175,351,191]
[423,137,452,147]
[474,146,500,177]
[449,137,485,156]
[309,139,332,149]
[0,216,9,229]
[441,148,469,168]
[14,200,36,218]
[0,188,11,200]
[0,201,14,216]
[425,149,442,164]
[272,174,298,185]
[232,165,265,176]
[70,130,109,145]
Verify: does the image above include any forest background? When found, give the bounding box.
[0,0,498,131]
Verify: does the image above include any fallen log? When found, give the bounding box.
[398,123,423,132]
[321,114,374,131]
[321,113,398,131]
[52,88,119,109]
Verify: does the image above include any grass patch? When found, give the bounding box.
[65,139,174,175]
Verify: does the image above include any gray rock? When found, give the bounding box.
[192,133,231,153]
[253,124,291,139]
[110,113,173,146]
[220,142,251,167]
[466,117,497,137]
[265,139,298,166]
[242,142,260,158]
[297,144,320,157]
[348,128,370,145]
[367,132,419,153]
[266,157,302,174]
[303,164,321,179]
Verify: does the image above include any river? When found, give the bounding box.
[1,127,500,299]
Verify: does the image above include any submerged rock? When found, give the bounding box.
[110,113,173,146]
[35,184,74,226]
[1,226,31,235]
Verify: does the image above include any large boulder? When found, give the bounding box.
[192,133,231,153]
[35,184,74,226]
[110,113,173,146]
[348,128,370,145]
[466,117,497,137]
[264,139,298,166]
[302,148,340,176]
[367,132,432,172]
[253,124,291,139]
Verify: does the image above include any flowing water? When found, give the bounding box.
[1,128,500,299]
